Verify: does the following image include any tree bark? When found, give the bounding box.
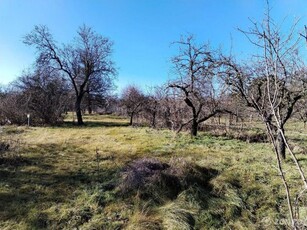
[87,94,92,114]
[276,127,286,160]
[87,83,92,114]
[191,119,198,136]
[75,96,84,125]
[129,112,134,126]
[164,109,172,129]
[151,111,156,128]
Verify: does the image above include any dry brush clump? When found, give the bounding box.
[0,141,10,152]
[118,157,218,229]
[0,138,24,165]
[118,158,180,201]
[198,122,268,143]
[118,157,217,202]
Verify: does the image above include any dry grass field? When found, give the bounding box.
[0,114,307,229]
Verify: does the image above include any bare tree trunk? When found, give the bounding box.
[235,108,239,124]
[151,111,156,128]
[276,127,286,160]
[229,113,233,125]
[164,109,172,129]
[129,112,134,126]
[191,119,198,136]
[75,96,84,125]
[265,122,295,228]
[87,93,92,114]
[86,83,93,115]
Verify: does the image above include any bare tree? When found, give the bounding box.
[142,86,179,130]
[221,4,307,227]
[24,25,116,125]
[121,85,146,126]
[143,95,158,128]
[142,86,170,128]
[169,35,227,136]
[222,17,307,159]
[84,72,115,114]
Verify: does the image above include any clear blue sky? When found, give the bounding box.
[0,0,306,92]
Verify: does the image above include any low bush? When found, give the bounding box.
[205,128,267,143]
[119,158,179,201]
[118,157,217,203]
[0,142,10,152]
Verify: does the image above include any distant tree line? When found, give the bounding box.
[0,20,306,158]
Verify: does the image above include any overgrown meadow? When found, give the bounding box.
[0,114,307,229]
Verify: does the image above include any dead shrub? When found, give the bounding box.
[0,141,10,152]
[203,126,267,143]
[168,157,217,188]
[230,131,267,143]
[0,139,27,166]
[119,158,180,201]
[118,158,217,202]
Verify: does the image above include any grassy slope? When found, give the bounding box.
[0,115,306,229]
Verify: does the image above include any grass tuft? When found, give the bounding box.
[159,193,198,230]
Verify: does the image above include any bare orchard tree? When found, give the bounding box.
[169,35,227,136]
[24,25,116,125]
[222,19,307,160]
[165,86,192,131]
[143,85,180,130]
[143,92,159,128]
[84,72,115,114]
[221,5,307,227]
[121,85,146,126]
[143,86,170,128]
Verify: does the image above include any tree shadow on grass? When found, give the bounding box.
[0,142,119,228]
